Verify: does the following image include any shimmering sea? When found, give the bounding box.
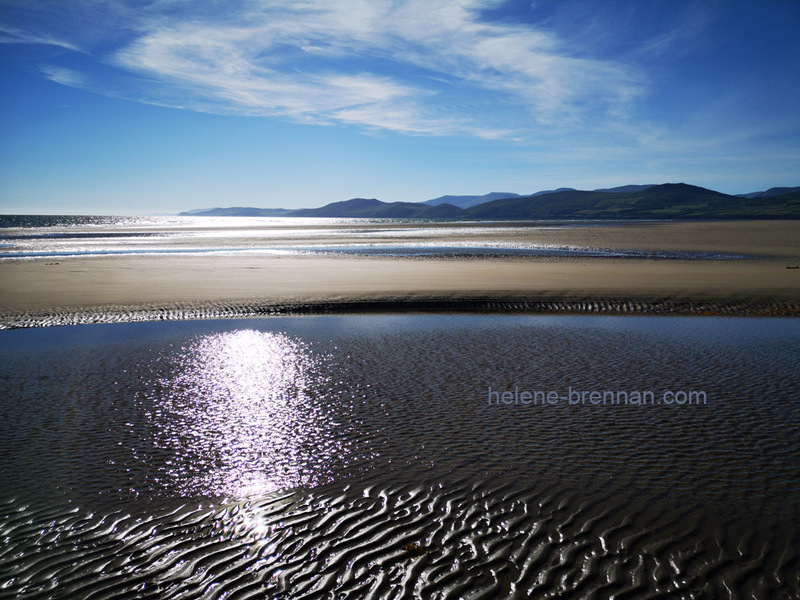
[0,215,749,260]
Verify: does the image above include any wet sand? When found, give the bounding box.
[3,315,799,597]
[1,255,799,327]
[1,220,798,327]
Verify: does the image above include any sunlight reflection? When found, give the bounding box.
[154,329,336,499]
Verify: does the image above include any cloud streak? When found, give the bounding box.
[0,24,81,53]
[4,0,645,139]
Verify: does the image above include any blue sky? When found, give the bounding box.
[1,0,799,214]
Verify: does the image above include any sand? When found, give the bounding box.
[1,220,798,327]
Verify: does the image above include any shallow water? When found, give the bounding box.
[0,216,750,260]
[1,315,798,598]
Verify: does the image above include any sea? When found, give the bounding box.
[0,214,750,260]
[0,216,798,599]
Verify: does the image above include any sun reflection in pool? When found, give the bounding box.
[150,329,337,499]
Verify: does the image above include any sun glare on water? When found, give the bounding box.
[149,329,337,499]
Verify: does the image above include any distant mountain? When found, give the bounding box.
[290,198,463,218]
[423,192,521,209]
[288,198,384,218]
[181,183,800,219]
[462,183,800,220]
[423,189,584,209]
[180,208,217,215]
[592,184,655,193]
[530,187,577,196]
[421,186,653,207]
[736,186,800,199]
[178,207,293,217]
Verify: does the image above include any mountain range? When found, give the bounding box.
[180,183,800,220]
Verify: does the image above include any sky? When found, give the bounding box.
[0,0,799,215]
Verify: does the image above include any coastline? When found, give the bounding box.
[1,254,799,328]
[2,220,798,328]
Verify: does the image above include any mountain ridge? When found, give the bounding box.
[179,183,800,219]
[423,192,522,209]
[736,186,800,199]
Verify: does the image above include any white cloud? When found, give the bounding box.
[5,0,644,138]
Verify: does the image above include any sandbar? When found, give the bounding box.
[1,220,798,327]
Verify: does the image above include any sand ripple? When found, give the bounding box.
[1,315,798,598]
[1,295,798,329]
[1,481,797,599]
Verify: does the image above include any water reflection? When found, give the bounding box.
[150,330,336,498]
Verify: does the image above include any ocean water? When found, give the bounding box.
[1,315,798,598]
[0,215,749,260]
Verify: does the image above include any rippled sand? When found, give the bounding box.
[1,255,799,328]
[1,316,798,598]
[3,481,796,599]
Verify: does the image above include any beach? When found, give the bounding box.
[2,218,800,597]
[3,3,798,595]
[1,219,798,326]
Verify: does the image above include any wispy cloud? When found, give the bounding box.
[39,65,86,87]
[2,0,644,138]
[0,24,81,52]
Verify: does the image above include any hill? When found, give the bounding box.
[592,185,654,193]
[289,198,463,218]
[423,192,521,209]
[464,183,800,219]
[736,186,800,199]
[179,183,800,219]
[177,207,293,217]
